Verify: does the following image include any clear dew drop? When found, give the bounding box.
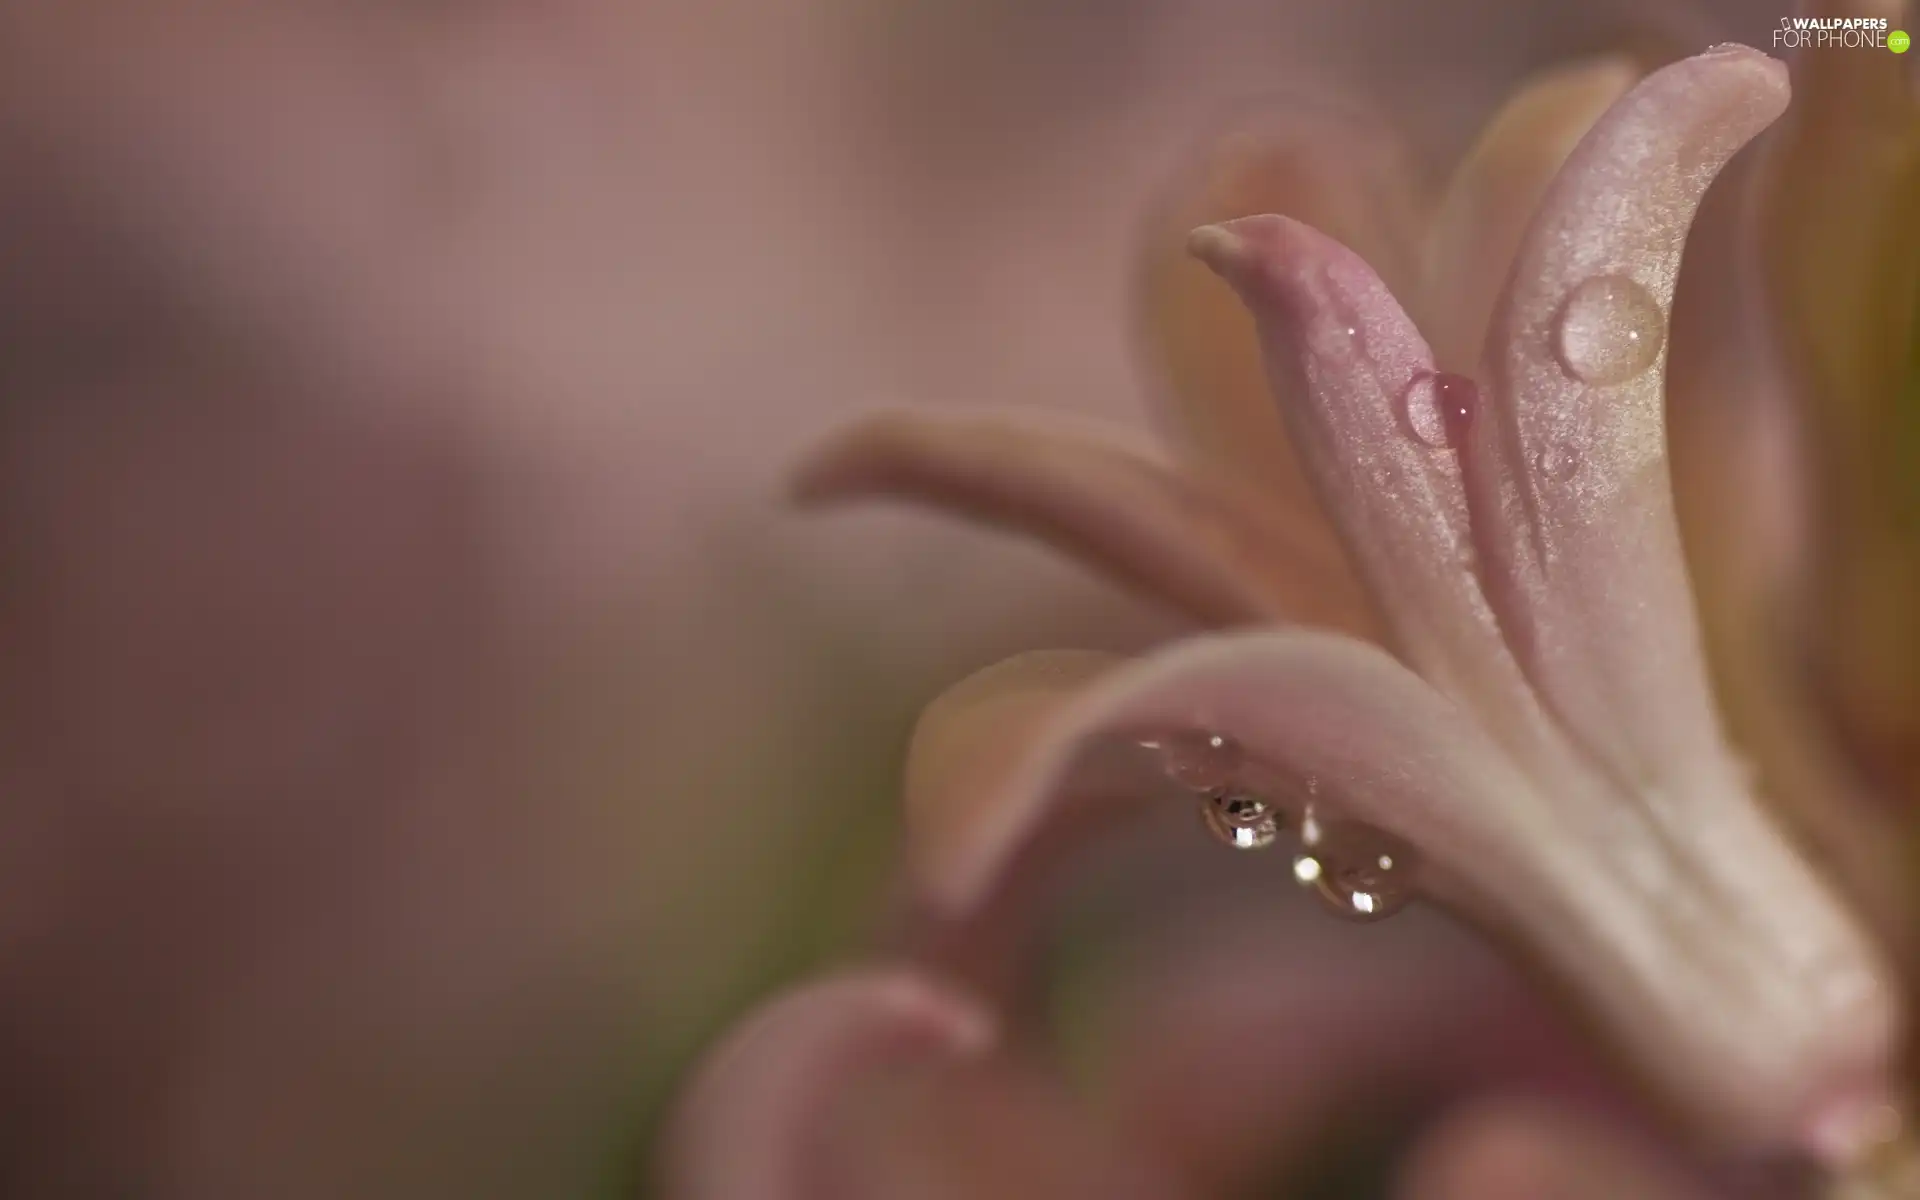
[1400,371,1478,449]
[1292,806,1419,921]
[1201,790,1280,851]
[1553,274,1665,385]
[1154,729,1244,794]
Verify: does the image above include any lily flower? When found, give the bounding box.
[787,40,1906,1182]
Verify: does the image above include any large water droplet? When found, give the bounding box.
[1400,372,1478,448]
[1201,790,1280,850]
[1153,729,1243,794]
[1292,808,1418,921]
[1554,274,1665,385]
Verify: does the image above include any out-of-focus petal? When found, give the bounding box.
[1140,97,1429,504]
[1187,217,1549,755]
[1666,214,1916,945]
[792,409,1378,633]
[1759,0,1920,806]
[1096,898,1611,1196]
[659,970,995,1200]
[900,650,1125,935]
[1464,45,1789,789]
[1663,113,1914,950]
[891,628,1900,1150]
[1397,1099,1716,1200]
[1422,56,1638,372]
[854,1059,1192,1200]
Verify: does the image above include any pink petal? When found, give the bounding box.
[1397,1099,1716,1200]
[892,649,1137,997]
[1141,95,1430,501]
[852,1058,1193,1200]
[1186,217,1552,758]
[792,409,1379,634]
[1462,45,1790,790]
[658,970,995,1200]
[1097,898,1614,1196]
[1421,56,1639,372]
[904,650,1125,895]
[895,628,1900,1150]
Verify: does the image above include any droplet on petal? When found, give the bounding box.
[1400,371,1479,449]
[1201,790,1280,850]
[1293,806,1419,921]
[1153,728,1244,792]
[1553,273,1665,385]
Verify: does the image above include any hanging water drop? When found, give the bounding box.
[1292,807,1418,921]
[1554,274,1665,385]
[1201,790,1280,851]
[1400,372,1478,449]
[1153,729,1244,794]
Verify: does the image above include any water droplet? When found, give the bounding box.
[1293,808,1418,921]
[1401,371,1478,449]
[1155,729,1243,793]
[1554,274,1665,385]
[1201,790,1280,850]
[1532,442,1578,483]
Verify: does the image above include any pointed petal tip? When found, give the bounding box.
[786,413,908,508]
[1184,222,1247,274]
[1186,214,1404,340]
[903,648,1124,906]
[663,969,997,1199]
[1689,41,1790,108]
[851,970,1000,1057]
[687,968,1000,1099]
[1185,214,1321,289]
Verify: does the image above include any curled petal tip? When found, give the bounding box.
[787,413,908,507]
[1184,222,1248,275]
[1723,43,1789,102]
[1185,214,1425,372]
[662,970,996,1200]
[1185,215,1349,300]
[903,649,1125,906]
[1186,214,1343,292]
[854,972,999,1057]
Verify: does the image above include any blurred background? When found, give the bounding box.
[0,1,1851,1196]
